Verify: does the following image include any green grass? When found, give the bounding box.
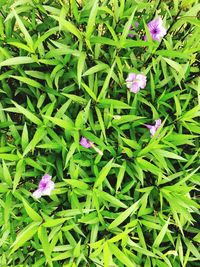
[0,0,199,266]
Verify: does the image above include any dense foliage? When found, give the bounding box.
[0,0,200,266]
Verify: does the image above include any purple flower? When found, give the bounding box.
[33,174,55,199]
[143,35,147,41]
[80,137,103,155]
[135,22,139,28]
[146,17,166,41]
[126,73,147,93]
[128,26,135,38]
[128,21,139,37]
[145,119,162,138]
[80,137,92,148]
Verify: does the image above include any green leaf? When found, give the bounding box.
[155,50,190,59]
[7,41,33,53]
[95,107,107,140]
[94,158,114,188]
[108,200,141,229]
[90,36,117,46]
[10,75,42,88]
[95,189,127,209]
[193,232,200,243]
[137,158,162,175]
[121,137,140,150]
[119,8,136,45]
[63,179,89,190]
[153,218,170,247]
[97,61,116,100]
[22,198,42,222]
[38,226,52,266]
[81,82,97,100]
[65,142,77,168]
[71,0,80,22]
[21,123,29,151]
[23,127,46,157]
[184,238,200,259]
[10,221,40,254]
[0,56,35,67]
[43,218,68,227]
[0,154,20,161]
[179,16,200,27]
[98,99,132,109]
[108,229,132,243]
[62,93,88,105]
[154,149,186,161]
[13,159,25,192]
[77,52,86,88]
[12,8,34,50]
[43,115,74,131]
[33,27,59,50]
[51,15,82,40]
[2,160,12,186]
[113,115,144,125]
[12,101,42,125]
[0,183,9,194]
[82,62,108,76]
[116,161,126,191]
[108,243,136,267]
[85,0,98,39]
[123,40,155,48]
[103,242,112,267]
[180,105,200,122]
[162,57,185,79]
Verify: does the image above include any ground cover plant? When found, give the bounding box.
[0,0,200,266]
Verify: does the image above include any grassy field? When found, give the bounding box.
[0,0,199,266]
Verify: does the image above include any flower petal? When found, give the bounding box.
[130,83,140,93]
[128,33,135,38]
[126,73,136,82]
[136,74,147,89]
[80,137,92,148]
[155,119,162,129]
[158,25,167,37]
[135,21,139,28]
[39,174,52,188]
[41,180,55,196]
[41,174,52,182]
[147,21,156,31]
[33,189,43,199]
[155,17,162,27]
[144,124,153,130]
[150,126,157,137]
[152,33,160,41]
[126,81,133,89]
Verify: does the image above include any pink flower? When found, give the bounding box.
[80,137,92,148]
[145,119,162,138]
[33,174,55,199]
[80,137,103,155]
[145,17,166,41]
[128,21,139,38]
[135,22,139,28]
[126,73,147,93]
[143,35,147,41]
